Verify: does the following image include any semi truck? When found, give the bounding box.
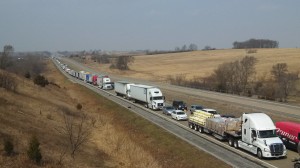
[188,112,286,159]
[79,71,86,80]
[97,75,113,90]
[87,73,95,84]
[276,121,300,153]
[84,72,91,83]
[92,75,98,85]
[130,84,165,110]
[114,81,135,99]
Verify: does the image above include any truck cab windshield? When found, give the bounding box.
[258,130,277,138]
[152,96,163,100]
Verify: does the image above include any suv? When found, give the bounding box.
[190,105,204,114]
[172,100,187,111]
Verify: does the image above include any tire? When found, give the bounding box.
[189,123,194,129]
[176,117,179,121]
[297,143,300,154]
[199,127,203,133]
[228,138,234,147]
[294,163,300,168]
[194,125,199,131]
[257,149,263,159]
[233,140,239,149]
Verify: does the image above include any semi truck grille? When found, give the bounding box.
[158,103,164,107]
[270,143,283,156]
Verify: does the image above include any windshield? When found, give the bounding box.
[177,112,185,115]
[152,96,163,100]
[166,107,175,110]
[207,110,218,114]
[195,106,203,110]
[258,130,277,138]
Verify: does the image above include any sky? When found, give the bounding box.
[0,0,299,52]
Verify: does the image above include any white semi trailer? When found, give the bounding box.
[114,81,135,98]
[79,71,86,81]
[130,84,165,110]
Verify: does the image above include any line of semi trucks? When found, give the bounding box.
[55,57,300,160]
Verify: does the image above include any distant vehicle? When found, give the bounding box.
[162,106,175,115]
[130,84,165,110]
[171,110,187,121]
[114,81,135,99]
[276,121,300,153]
[190,105,204,114]
[221,114,235,118]
[79,71,86,80]
[201,108,221,117]
[92,75,98,85]
[87,74,95,84]
[172,100,187,111]
[97,75,113,90]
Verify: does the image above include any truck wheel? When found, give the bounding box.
[294,163,300,168]
[297,143,300,154]
[199,127,203,133]
[257,149,263,159]
[189,123,194,129]
[233,140,239,149]
[228,138,234,147]
[194,125,199,131]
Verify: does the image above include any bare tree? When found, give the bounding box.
[188,43,198,51]
[271,63,288,82]
[211,56,257,95]
[62,113,92,159]
[239,56,257,94]
[112,56,134,70]
[181,45,187,51]
[271,63,298,102]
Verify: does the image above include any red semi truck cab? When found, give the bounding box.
[276,121,300,153]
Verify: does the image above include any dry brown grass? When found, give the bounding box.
[85,48,300,82]
[0,60,230,167]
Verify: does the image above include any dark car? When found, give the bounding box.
[172,100,187,111]
[190,105,204,114]
[162,106,176,115]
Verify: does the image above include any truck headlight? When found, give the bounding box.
[264,148,270,152]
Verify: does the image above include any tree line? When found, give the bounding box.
[168,56,299,102]
[233,39,279,49]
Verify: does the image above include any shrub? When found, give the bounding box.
[33,74,49,87]
[27,135,42,164]
[0,71,17,92]
[4,138,14,156]
[24,72,31,79]
[76,103,82,111]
